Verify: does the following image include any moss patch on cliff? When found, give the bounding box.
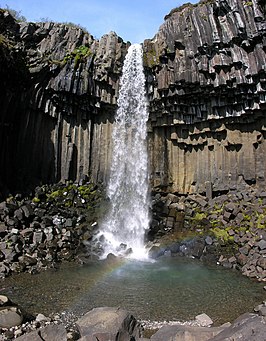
[50,45,93,69]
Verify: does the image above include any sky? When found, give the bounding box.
[1,0,198,43]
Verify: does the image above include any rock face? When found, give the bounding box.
[0,9,129,195]
[0,1,266,197]
[144,0,266,194]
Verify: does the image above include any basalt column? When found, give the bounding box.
[144,0,266,194]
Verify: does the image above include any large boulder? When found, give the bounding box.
[208,313,266,341]
[15,324,68,341]
[76,307,142,341]
[150,324,226,341]
[0,306,23,328]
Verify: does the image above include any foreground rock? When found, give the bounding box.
[0,306,23,329]
[1,300,266,341]
[208,313,266,341]
[0,295,29,329]
[15,325,68,341]
[149,313,266,341]
[76,307,142,341]
[150,324,226,341]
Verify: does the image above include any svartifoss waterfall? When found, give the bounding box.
[99,44,150,259]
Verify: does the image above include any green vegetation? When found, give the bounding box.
[50,45,93,69]
[42,182,102,211]
[143,48,160,68]
[210,227,234,243]
[0,33,9,47]
[243,1,253,6]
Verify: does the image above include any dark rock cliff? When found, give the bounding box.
[143,0,266,194]
[0,0,266,197]
[0,9,129,195]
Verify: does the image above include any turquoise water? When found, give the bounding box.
[1,257,265,325]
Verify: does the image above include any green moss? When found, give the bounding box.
[0,34,13,49]
[193,212,207,220]
[64,200,72,208]
[48,190,62,199]
[32,197,40,203]
[51,45,92,69]
[143,49,160,68]
[67,45,92,69]
[210,227,233,243]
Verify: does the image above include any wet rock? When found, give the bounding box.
[148,245,165,259]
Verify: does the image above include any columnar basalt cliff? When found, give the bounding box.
[144,0,266,194]
[0,10,129,195]
[0,0,266,197]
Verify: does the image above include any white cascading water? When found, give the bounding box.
[98,43,150,259]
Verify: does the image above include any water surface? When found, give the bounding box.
[1,257,265,325]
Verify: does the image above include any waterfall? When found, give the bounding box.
[98,43,150,259]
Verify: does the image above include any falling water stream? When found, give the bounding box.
[97,44,150,258]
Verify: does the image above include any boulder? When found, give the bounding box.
[78,333,116,341]
[208,313,266,341]
[0,295,10,306]
[15,324,68,341]
[14,331,43,341]
[76,307,141,340]
[150,324,226,341]
[0,306,24,328]
[38,324,68,341]
[195,313,213,327]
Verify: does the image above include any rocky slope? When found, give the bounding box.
[143,0,266,194]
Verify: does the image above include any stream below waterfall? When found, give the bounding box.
[1,256,265,325]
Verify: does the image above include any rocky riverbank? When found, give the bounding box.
[149,187,266,282]
[1,182,266,282]
[0,182,104,278]
[0,297,266,341]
